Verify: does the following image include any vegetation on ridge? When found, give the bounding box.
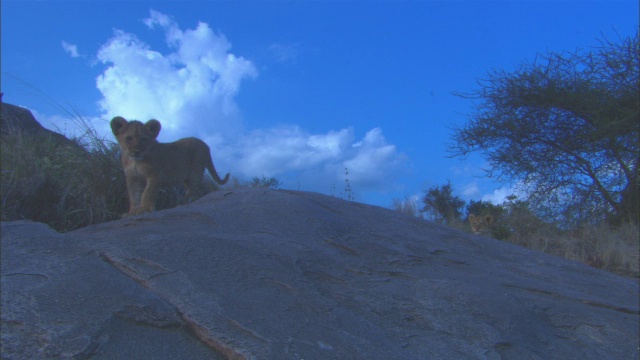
[394,182,639,278]
[394,31,639,278]
[450,31,639,227]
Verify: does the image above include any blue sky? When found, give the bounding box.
[2,1,638,209]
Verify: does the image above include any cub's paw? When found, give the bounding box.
[133,206,154,215]
[120,207,153,218]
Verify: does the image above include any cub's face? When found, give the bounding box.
[111,117,161,160]
[469,214,494,235]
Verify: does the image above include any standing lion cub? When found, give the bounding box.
[111,116,230,216]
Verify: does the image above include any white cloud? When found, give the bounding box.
[461,181,480,198]
[235,126,351,177]
[232,126,407,193]
[61,41,80,58]
[481,185,516,204]
[95,10,257,141]
[344,128,406,189]
[92,10,408,199]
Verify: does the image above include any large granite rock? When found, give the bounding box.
[2,188,638,359]
[0,103,73,147]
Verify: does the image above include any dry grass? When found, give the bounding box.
[546,223,639,278]
[392,195,422,218]
[1,126,127,231]
[392,195,638,278]
[458,216,640,278]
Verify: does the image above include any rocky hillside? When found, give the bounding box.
[1,188,638,359]
[1,103,77,147]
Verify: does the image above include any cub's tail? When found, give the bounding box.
[206,157,230,185]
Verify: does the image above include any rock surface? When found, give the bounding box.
[2,188,638,359]
[0,103,75,148]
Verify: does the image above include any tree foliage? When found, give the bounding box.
[450,31,639,225]
[466,199,504,220]
[422,181,465,225]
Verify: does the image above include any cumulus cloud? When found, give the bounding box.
[62,41,80,58]
[235,126,351,177]
[96,10,257,141]
[344,128,406,188]
[232,126,407,192]
[92,10,408,199]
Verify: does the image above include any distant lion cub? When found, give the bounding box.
[111,116,230,216]
[468,214,494,235]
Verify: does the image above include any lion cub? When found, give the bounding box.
[111,116,230,216]
[468,214,494,235]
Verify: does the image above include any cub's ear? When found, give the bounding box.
[468,214,476,221]
[110,116,128,136]
[145,119,161,138]
[485,215,494,225]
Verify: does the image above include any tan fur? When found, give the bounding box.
[111,116,229,216]
[468,214,494,235]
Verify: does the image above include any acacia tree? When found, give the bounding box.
[450,32,639,225]
[422,181,465,225]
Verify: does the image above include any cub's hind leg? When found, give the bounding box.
[183,171,207,203]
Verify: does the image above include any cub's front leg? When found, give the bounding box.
[137,177,160,214]
[125,175,146,216]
